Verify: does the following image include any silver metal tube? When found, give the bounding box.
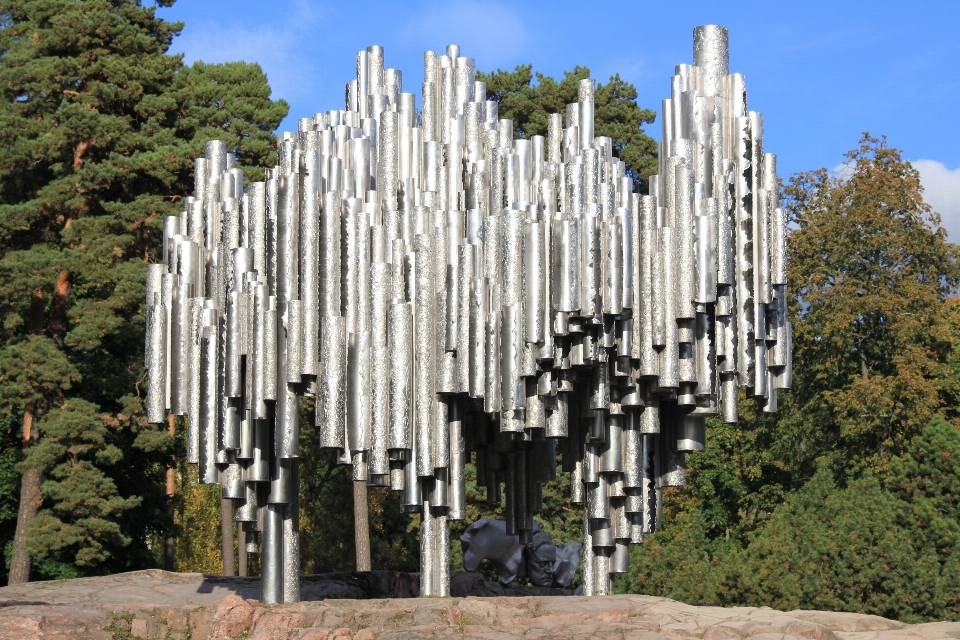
[317,316,346,450]
[300,153,320,377]
[500,304,523,411]
[347,330,371,453]
[261,504,283,604]
[436,512,450,597]
[198,314,218,484]
[187,298,203,463]
[456,244,474,392]
[282,460,300,603]
[448,398,465,520]
[578,79,595,150]
[524,221,544,343]
[369,263,390,476]
[484,310,500,413]
[146,301,166,423]
[388,302,413,451]
[659,227,679,389]
[277,301,301,458]
[277,172,300,302]
[420,500,436,596]
[469,277,486,399]
[414,233,436,476]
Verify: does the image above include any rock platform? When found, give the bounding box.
[0,569,957,640]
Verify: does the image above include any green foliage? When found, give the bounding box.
[0,415,21,572]
[624,418,960,623]
[717,417,960,623]
[721,466,934,619]
[173,61,288,183]
[174,455,224,574]
[0,0,287,583]
[25,399,140,570]
[0,335,80,415]
[884,415,960,616]
[479,65,658,191]
[783,134,960,474]
[619,507,726,603]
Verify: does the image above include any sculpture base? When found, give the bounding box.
[0,568,923,640]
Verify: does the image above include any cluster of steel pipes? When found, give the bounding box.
[143,25,790,601]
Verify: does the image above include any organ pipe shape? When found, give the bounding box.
[146,26,788,600]
[317,316,346,450]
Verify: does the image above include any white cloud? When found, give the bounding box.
[913,160,960,241]
[399,2,528,70]
[171,1,324,106]
[831,160,855,181]
[827,160,960,240]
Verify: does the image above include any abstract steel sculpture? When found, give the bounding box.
[144,25,791,602]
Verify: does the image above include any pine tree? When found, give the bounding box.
[0,0,287,583]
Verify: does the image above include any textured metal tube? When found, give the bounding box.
[146,300,167,423]
[369,262,390,477]
[319,193,342,318]
[277,172,300,303]
[300,152,320,377]
[436,512,450,596]
[693,25,729,98]
[469,278,486,399]
[170,280,192,415]
[659,227,679,388]
[448,398,465,520]
[524,220,545,343]
[456,245,473,392]
[388,302,413,451]
[277,300,301,458]
[198,314,218,484]
[187,298,203,463]
[580,214,601,320]
[500,304,523,412]
[317,316,346,450]
[347,330,371,453]
[283,459,300,603]
[414,233,436,476]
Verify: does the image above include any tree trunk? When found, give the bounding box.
[353,480,371,571]
[49,270,70,346]
[165,413,176,571]
[8,408,41,585]
[8,289,47,585]
[221,498,235,576]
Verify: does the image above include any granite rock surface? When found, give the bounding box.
[0,569,956,640]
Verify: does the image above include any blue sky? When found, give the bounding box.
[160,0,960,238]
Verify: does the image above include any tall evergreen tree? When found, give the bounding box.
[0,0,287,583]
